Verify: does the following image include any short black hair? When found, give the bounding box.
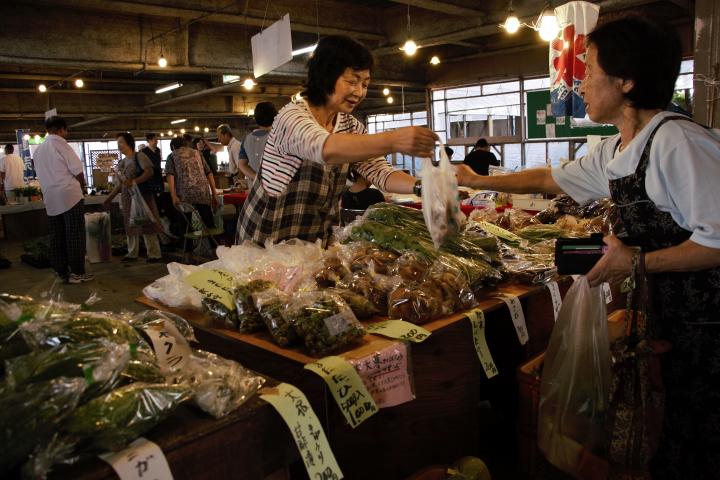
[303,35,374,106]
[475,138,489,148]
[254,101,278,127]
[587,16,681,110]
[192,137,202,148]
[182,133,194,146]
[4,144,14,154]
[45,116,67,133]
[116,132,135,150]
[146,132,157,141]
[170,137,184,151]
[444,146,454,157]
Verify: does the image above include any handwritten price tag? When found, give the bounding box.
[499,293,529,345]
[546,281,562,322]
[184,269,236,310]
[365,320,431,343]
[141,319,191,374]
[305,356,378,428]
[99,437,173,480]
[466,309,498,379]
[351,342,415,408]
[260,383,343,480]
[478,221,522,243]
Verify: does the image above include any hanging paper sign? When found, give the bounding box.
[478,221,522,243]
[260,383,343,480]
[546,281,563,321]
[305,356,378,428]
[141,319,191,374]
[466,309,498,379]
[99,437,174,480]
[351,342,415,408]
[251,14,293,78]
[366,320,431,343]
[499,293,529,345]
[184,269,236,310]
[602,282,613,304]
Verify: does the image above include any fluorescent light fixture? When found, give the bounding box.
[170,118,187,125]
[292,44,317,56]
[223,74,240,84]
[155,82,183,94]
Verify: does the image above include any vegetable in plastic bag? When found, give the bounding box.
[129,310,197,343]
[314,254,351,288]
[0,377,86,475]
[388,283,443,325]
[235,279,274,333]
[421,148,465,248]
[329,288,380,319]
[176,350,266,418]
[287,291,366,356]
[121,357,165,384]
[337,270,399,313]
[537,276,611,476]
[390,251,430,282]
[253,288,297,347]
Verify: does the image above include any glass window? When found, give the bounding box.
[547,142,570,167]
[432,90,444,100]
[482,81,520,95]
[574,142,588,160]
[446,85,482,99]
[525,143,547,168]
[523,77,550,91]
[680,59,694,74]
[675,73,693,90]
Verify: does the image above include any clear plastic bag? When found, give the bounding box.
[142,263,205,310]
[175,350,266,419]
[235,279,275,333]
[128,183,157,227]
[421,148,465,248]
[254,288,297,348]
[538,276,611,476]
[328,288,380,319]
[337,270,400,313]
[129,310,197,343]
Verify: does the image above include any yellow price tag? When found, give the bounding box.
[260,383,343,479]
[466,309,498,379]
[305,356,379,429]
[366,320,431,343]
[184,269,236,310]
[478,221,522,243]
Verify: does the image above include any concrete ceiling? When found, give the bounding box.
[0,0,693,142]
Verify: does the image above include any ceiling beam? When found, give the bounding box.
[0,88,152,95]
[0,73,167,85]
[30,0,386,41]
[387,0,486,18]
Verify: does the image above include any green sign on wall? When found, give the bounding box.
[526,90,617,139]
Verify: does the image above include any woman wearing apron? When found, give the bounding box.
[456,17,720,478]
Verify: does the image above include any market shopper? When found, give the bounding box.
[341,171,385,211]
[216,124,243,180]
[238,101,278,181]
[103,133,163,263]
[193,137,218,174]
[237,35,437,245]
[455,17,720,479]
[462,138,500,176]
[33,116,92,283]
[0,144,25,203]
[140,133,164,189]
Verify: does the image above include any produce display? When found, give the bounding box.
[254,288,297,347]
[0,294,265,478]
[235,279,275,332]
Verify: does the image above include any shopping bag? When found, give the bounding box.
[538,276,611,478]
[128,183,158,227]
[421,147,465,248]
[85,212,111,263]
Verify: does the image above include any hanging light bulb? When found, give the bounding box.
[158,55,168,68]
[242,78,256,90]
[382,87,390,96]
[180,128,186,134]
[430,56,440,65]
[167,130,173,136]
[74,78,84,88]
[248,109,255,116]
[401,39,418,56]
[538,9,560,42]
[204,127,209,133]
[38,84,47,93]
[387,96,394,104]
[160,132,165,137]
[504,11,521,34]
[194,126,200,132]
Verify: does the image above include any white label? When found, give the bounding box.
[467,309,499,379]
[142,320,191,374]
[546,281,562,322]
[602,282,613,304]
[100,437,174,480]
[500,294,529,345]
[545,124,556,138]
[537,110,546,125]
[323,309,358,337]
[556,116,566,125]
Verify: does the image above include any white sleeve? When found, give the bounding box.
[551,137,614,204]
[273,104,330,164]
[61,142,83,176]
[650,130,720,248]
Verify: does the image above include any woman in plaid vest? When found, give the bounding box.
[237,35,437,246]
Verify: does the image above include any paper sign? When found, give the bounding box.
[141,319,191,374]
[324,310,358,337]
[305,356,378,428]
[546,104,553,116]
[466,309,498,379]
[499,294,529,345]
[184,269,236,310]
[366,320,431,343]
[478,221,522,243]
[546,281,563,321]
[545,124,556,138]
[602,282,613,304]
[556,116,566,125]
[251,14,293,78]
[261,383,343,480]
[100,437,173,480]
[536,110,546,125]
[351,342,415,408]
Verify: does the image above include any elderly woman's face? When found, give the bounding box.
[580,45,628,125]
[327,68,370,113]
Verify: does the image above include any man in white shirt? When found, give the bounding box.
[33,116,93,284]
[216,124,245,181]
[0,144,25,203]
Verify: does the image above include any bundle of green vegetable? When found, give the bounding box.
[254,289,297,348]
[235,279,274,333]
[516,224,567,242]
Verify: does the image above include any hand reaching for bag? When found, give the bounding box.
[390,127,439,158]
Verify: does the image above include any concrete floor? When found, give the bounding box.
[0,239,170,312]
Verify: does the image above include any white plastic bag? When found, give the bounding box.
[537,276,611,476]
[421,147,465,248]
[128,183,157,227]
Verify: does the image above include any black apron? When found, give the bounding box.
[608,116,720,479]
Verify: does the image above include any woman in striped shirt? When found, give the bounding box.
[237,35,437,246]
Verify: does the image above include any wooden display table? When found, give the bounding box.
[138,277,626,479]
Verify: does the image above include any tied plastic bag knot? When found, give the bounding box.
[421,147,465,248]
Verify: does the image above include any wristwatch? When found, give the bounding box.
[413,179,422,197]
